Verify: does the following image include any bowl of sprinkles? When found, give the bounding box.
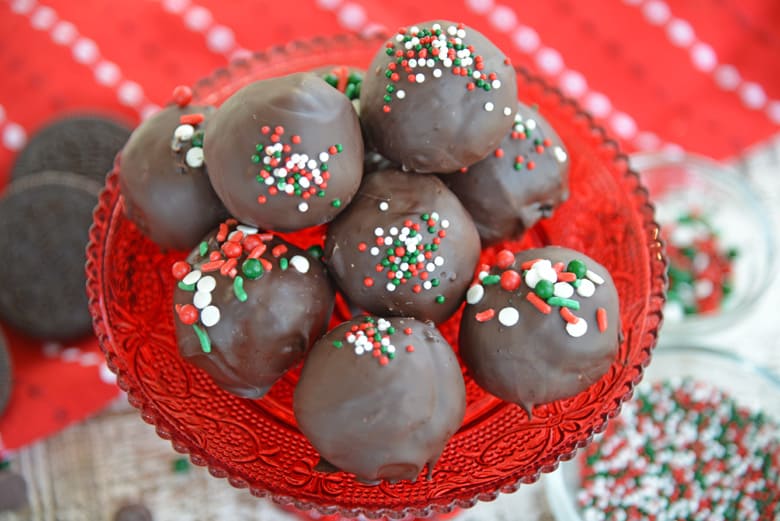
[630,152,775,339]
[545,344,780,520]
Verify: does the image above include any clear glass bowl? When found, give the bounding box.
[544,344,780,521]
[85,34,666,518]
[630,152,775,340]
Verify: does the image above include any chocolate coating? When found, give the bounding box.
[360,21,517,173]
[204,73,364,231]
[174,221,334,398]
[459,247,620,413]
[325,169,480,324]
[444,103,570,245]
[294,316,466,482]
[120,104,226,251]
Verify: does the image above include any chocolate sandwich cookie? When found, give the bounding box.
[114,503,153,521]
[0,331,11,417]
[0,171,101,340]
[444,103,570,245]
[360,20,518,173]
[11,116,131,183]
[0,471,28,512]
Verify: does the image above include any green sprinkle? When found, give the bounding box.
[534,279,554,300]
[0,460,10,471]
[251,154,260,163]
[280,258,289,271]
[386,84,395,93]
[385,48,394,56]
[242,258,264,280]
[233,276,248,302]
[547,296,580,310]
[384,94,392,103]
[192,324,211,353]
[199,241,209,257]
[348,71,362,84]
[332,340,344,349]
[567,259,587,279]
[172,457,190,474]
[386,326,396,334]
[482,275,501,285]
[324,73,339,87]
[331,199,342,208]
[191,132,204,147]
[435,295,446,304]
[336,144,343,153]
[307,245,324,259]
[344,82,357,99]
[421,213,430,220]
[431,278,440,287]
[177,281,196,292]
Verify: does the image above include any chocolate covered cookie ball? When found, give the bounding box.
[204,73,364,231]
[294,316,466,483]
[360,21,517,173]
[119,91,225,250]
[173,219,334,399]
[444,103,570,245]
[459,247,620,414]
[325,169,480,324]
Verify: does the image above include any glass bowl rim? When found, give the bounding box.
[85,32,667,518]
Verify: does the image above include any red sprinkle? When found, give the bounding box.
[201,260,225,272]
[560,307,578,324]
[172,85,192,107]
[406,345,415,352]
[248,244,267,259]
[216,223,229,242]
[176,304,199,325]
[291,135,301,144]
[475,309,496,322]
[404,327,413,335]
[220,258,238,277]
[500,270,521,292]
[171,261,191,280]
[521,258,542,270]
[558,271,577,282]
[209,251,222,261]
[363,277,374,287]
[357,242,367,252]
[495,249,516,269]
[221,241,242,258]
[526,292,552,314]
[179,113,204,125]
[272,244,288,257]
[597,307,608,332]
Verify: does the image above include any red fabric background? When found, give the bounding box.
[0,0,778,452]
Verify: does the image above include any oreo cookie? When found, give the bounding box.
[0,471,28,512]
[11,116,131,183]
[114,503,153,521]
[0,330,11,417]
[0,171,101,340]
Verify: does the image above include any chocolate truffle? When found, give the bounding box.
[119,95,226,251]
[444,103,570,245]
[324,169,480,324]
[294,316,466,483]
[459,247,620,414]
[360,21,517,173]
[173,219,334,399]
[204,73,364,231]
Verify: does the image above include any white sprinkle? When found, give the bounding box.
[370,247,380,256]
[434,256,445,267]
[554,146,568,163]
[389,226,399,236]
[182,270,202,285]
[466,284,484,305]
[538,266,558,283]
[441,219,450,229]
[396,89,406,100]
[307,159,318,170]
[432,23,441,31]
[377,318,391,331]
[264,177,274,186]
[484,102,495,112]
[491,79,502,89]
[447,25,457,36]
[374,227,384,237]
[524,269,540,288]
[525,118,537,130]
[586,270,605,285]
[354,346,364,355]
[423,281,432,290]
[298,202,309,212]
[478,270,489,281]
[384,237,393,245]
[554,282,574,298]
[457,28,466,38]
[290,255,310,274]
[498,307,520,327]
[409,58,418,68]
[193,291,212,309]
[577,278,596,297]
[386,282,396,292]
[694,279,714,298]
[197,275,216,293]
[426,59,435,67]
[173,124,195,141]
[415,73,425,83]
[299,177,310,189]
[566,318,588,337]
[185,147,204,168]
[433,69,442,79]
[379,201,389,211]
[503,106,513,116]
[284,184,295,194]
[426,262,436,272]
[431,212,439,220]
[236,224,258,235]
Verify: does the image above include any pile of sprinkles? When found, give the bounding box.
[466,250,607,337]
[171,219,311,353]
[322,67,363,101]
[578,378,780,520]
[251,125,344,213]
[331,316,416,367]
[505,109,568,171]
[357,202,450,305]
[663,211,737,320]
[380,23,512,115]
[169,85,205,170]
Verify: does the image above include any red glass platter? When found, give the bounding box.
[86,34,666,518]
